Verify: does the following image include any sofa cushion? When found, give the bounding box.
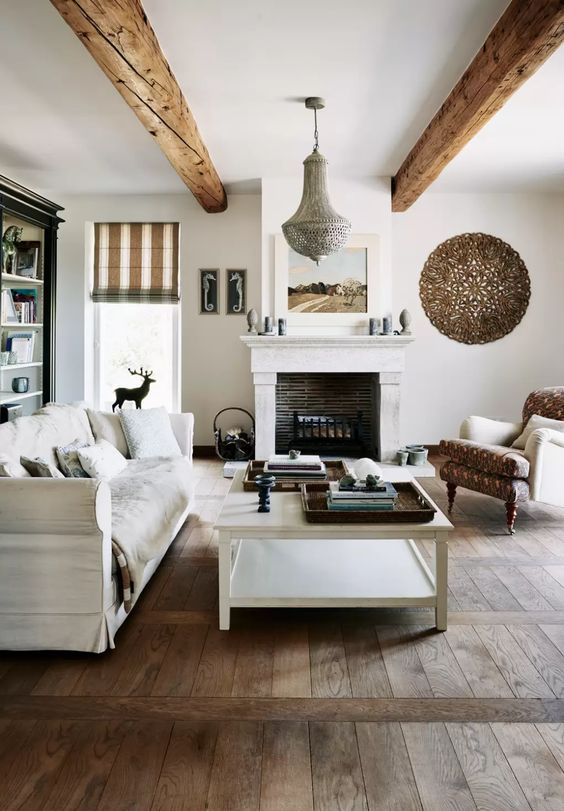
[439,439,530,479]
[0,403,94,470]
[20,456,65,478]
[511,413,564,450]
[0,453,29,478]
[522,387,564,426]
[78,440,128,479]
[86,409,130,458]
[109,456,193,599]
[440,461,530,503]
[120,407,181,459]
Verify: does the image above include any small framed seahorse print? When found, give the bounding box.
[199,269,220,314]
[225,269,247,315]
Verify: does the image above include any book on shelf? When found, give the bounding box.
[266,453,323,470]
[329,482,398,500]
[5,331,36,363]
[265,454,326,476]
[11,289,37,323]
[326,495,395,511]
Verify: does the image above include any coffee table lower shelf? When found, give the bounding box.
[220,536,446,630]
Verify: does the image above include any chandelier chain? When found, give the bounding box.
[313,107,319,151]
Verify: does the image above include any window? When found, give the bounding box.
[94,303,179,411]
[91,222,180,412]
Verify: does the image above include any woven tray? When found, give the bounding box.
[301,481,437,523]
[243,459,351,492]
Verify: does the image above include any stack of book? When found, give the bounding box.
[264,454,327,479]
[327,481,398,511]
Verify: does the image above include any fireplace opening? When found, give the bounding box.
[291,410,365,454]
[276,373,378,457]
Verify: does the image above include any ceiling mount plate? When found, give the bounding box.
[305,97,325,111]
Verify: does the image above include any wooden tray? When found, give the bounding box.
[243,459,351,492]
[301,481,437,523]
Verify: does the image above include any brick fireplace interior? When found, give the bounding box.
[275,373,378,457]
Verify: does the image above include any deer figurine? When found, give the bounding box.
[112,367,156,411]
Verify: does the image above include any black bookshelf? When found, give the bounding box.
[0,176,64,409]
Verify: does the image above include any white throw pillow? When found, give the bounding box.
[0,453,30,477]
[120,407,182,459]
[87,409,130,457]
[512,414,564,450]
[77,439,128,479]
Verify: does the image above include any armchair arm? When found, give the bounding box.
[459,416,522,446]
[0,478,112,615]
[169,412,194,462]
[525,428,564,507]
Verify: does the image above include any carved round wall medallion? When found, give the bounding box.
[419,232,531,345]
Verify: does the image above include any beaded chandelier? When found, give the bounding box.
[282,97,351,264]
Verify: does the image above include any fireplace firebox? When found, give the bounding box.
[290,410,365,454]
[276,373,376,456]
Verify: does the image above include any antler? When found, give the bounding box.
[128,367,153,378]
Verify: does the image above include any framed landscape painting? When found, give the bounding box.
[274,234,379,327]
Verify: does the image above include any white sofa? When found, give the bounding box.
[0,403,194,652]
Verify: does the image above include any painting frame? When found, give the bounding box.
[225,268,247,315]
[274,233,380,327]
[14,240,40,279]
[199,268,220,314]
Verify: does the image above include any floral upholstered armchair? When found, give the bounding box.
[439,387,564,533]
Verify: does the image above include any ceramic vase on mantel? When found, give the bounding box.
[399,309,412,335]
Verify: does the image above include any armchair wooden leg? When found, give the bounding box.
[505,501,518,535]
[446,483,457,513]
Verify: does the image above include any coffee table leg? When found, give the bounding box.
[435,536,448,631]
[218,531,231,630]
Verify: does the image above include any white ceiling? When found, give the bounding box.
[0,0,561,197]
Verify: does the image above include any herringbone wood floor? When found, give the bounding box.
[2,457,564,809]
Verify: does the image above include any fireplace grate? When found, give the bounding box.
[291,410,365,453]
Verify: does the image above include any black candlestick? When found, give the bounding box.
[254,474,276,512]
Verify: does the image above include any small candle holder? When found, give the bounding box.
[254,474,276,512]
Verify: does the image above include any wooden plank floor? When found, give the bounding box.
[2,456,564,809]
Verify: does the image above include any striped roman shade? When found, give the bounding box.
[93,222,180,303]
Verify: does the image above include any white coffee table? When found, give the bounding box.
[215,472,452,631]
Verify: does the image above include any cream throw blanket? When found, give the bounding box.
[109,456,193,602]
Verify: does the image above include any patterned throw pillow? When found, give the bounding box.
[20,456,65,478]
[120,407,182,459]
[56,439,91,478]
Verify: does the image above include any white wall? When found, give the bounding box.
[55,193,261,445]
[393,193,564,444]
[261,176,392,330]
[54,186,564,449]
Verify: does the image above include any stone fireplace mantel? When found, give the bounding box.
[241,335,414,461]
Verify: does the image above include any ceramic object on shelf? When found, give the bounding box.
[399,309,412,335]
[408,447,428,465]
[11,377,29,393]
[278,318,287,336]
[397,449,409,466]
[0,352,9,366]
[246,308,258,334]
[369,317,379,336]
[382,316,392,334]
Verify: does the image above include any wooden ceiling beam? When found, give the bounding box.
[392,0,564,212]
[50,0,227,213]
